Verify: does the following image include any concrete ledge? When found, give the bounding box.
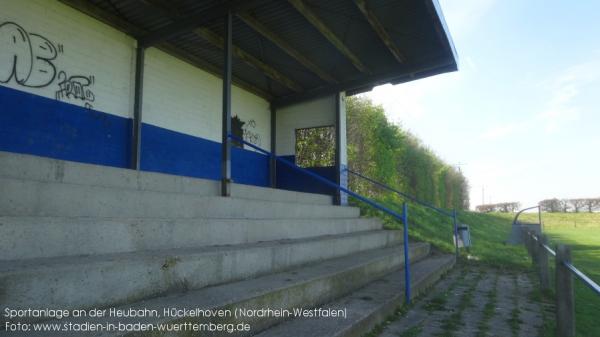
[0,151,332,205]
[0,177,357,218]
[0,217,382,260]
[254,254,456,337]
[0,231,417,312]
[3,243,431,336]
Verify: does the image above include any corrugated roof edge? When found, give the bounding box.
[429,0,459,70]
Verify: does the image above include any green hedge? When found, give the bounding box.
[347,96,469,210]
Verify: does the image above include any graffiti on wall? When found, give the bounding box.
[242,119,261,147]
[231,116,262,148]
[0,21,96,108]
[55,71,95,106]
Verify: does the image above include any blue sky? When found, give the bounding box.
[364,0,600,209]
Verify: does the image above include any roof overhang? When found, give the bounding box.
[60,0,458,107]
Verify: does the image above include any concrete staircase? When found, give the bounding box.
[0,151,455,336]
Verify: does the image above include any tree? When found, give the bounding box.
[345,96,469,210]
[570,199,587,213]
[539,198,562,212]
[475,202,520,213]
[584,198,600,213]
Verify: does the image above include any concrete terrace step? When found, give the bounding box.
[0,151,332,205]
[0,230,409,313]
[0,217,382,260]
[3,243,431,336]
[254,254,456,337]
[0,177,358,218]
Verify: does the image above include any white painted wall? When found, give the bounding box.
[275,93,348,204]
[143,48,270,149]
[0,0,271,149]
[276,95,336,156]
[0,0,136,118]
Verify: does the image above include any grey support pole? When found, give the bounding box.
[556,244,575,337]
[334,92,341,205]
[270,104,276,188]
[131,45,145,170]
[221,11,233,197]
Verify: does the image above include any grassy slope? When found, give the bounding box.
[359,199,531,268]
[359,201,600,337]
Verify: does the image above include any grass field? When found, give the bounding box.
[357,199,600,337]
[512,212,600,337]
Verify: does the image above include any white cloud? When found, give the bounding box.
[536,59,600,133]
[480,58,599,138]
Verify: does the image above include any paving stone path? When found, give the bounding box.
[377,264,544,337]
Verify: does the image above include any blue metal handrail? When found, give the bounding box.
[227,134,413,302]
[345,168,453,216]
[344,168,460,258]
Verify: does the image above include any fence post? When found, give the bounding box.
[402,202,411,304]
[532,234,539,267]
[524,231,532,260]
[556,244,575,337]
[538,235,550,290]
[452,209,459,259]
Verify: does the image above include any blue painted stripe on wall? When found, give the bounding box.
[0,85,131,168]
[276,155,336,196]
[141,123,269,186]
[0,85,270,187]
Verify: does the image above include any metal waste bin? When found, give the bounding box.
[454,225,471,248]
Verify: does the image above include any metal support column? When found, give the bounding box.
[402,202,411,303]
[270,104,277,188]
[131,45,145,170]
[221,11,233,197]
[334,92,341,205]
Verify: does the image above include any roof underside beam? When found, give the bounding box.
[354,0,407,64]
[287,0,370,74]
[237,13,338,84]
[193,28,304,93]
[58,0,272,99]
[138,0,271,47]
[135,0,303,93]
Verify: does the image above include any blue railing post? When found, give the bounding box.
[453,209,459,259]
[402,202,411,303]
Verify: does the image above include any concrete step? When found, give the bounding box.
[0,216,382,260]
[3,243,431,336]
[0,151,332,205]
[0,230,409,313]
[0,176,358,218]
[254,254,456,337]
